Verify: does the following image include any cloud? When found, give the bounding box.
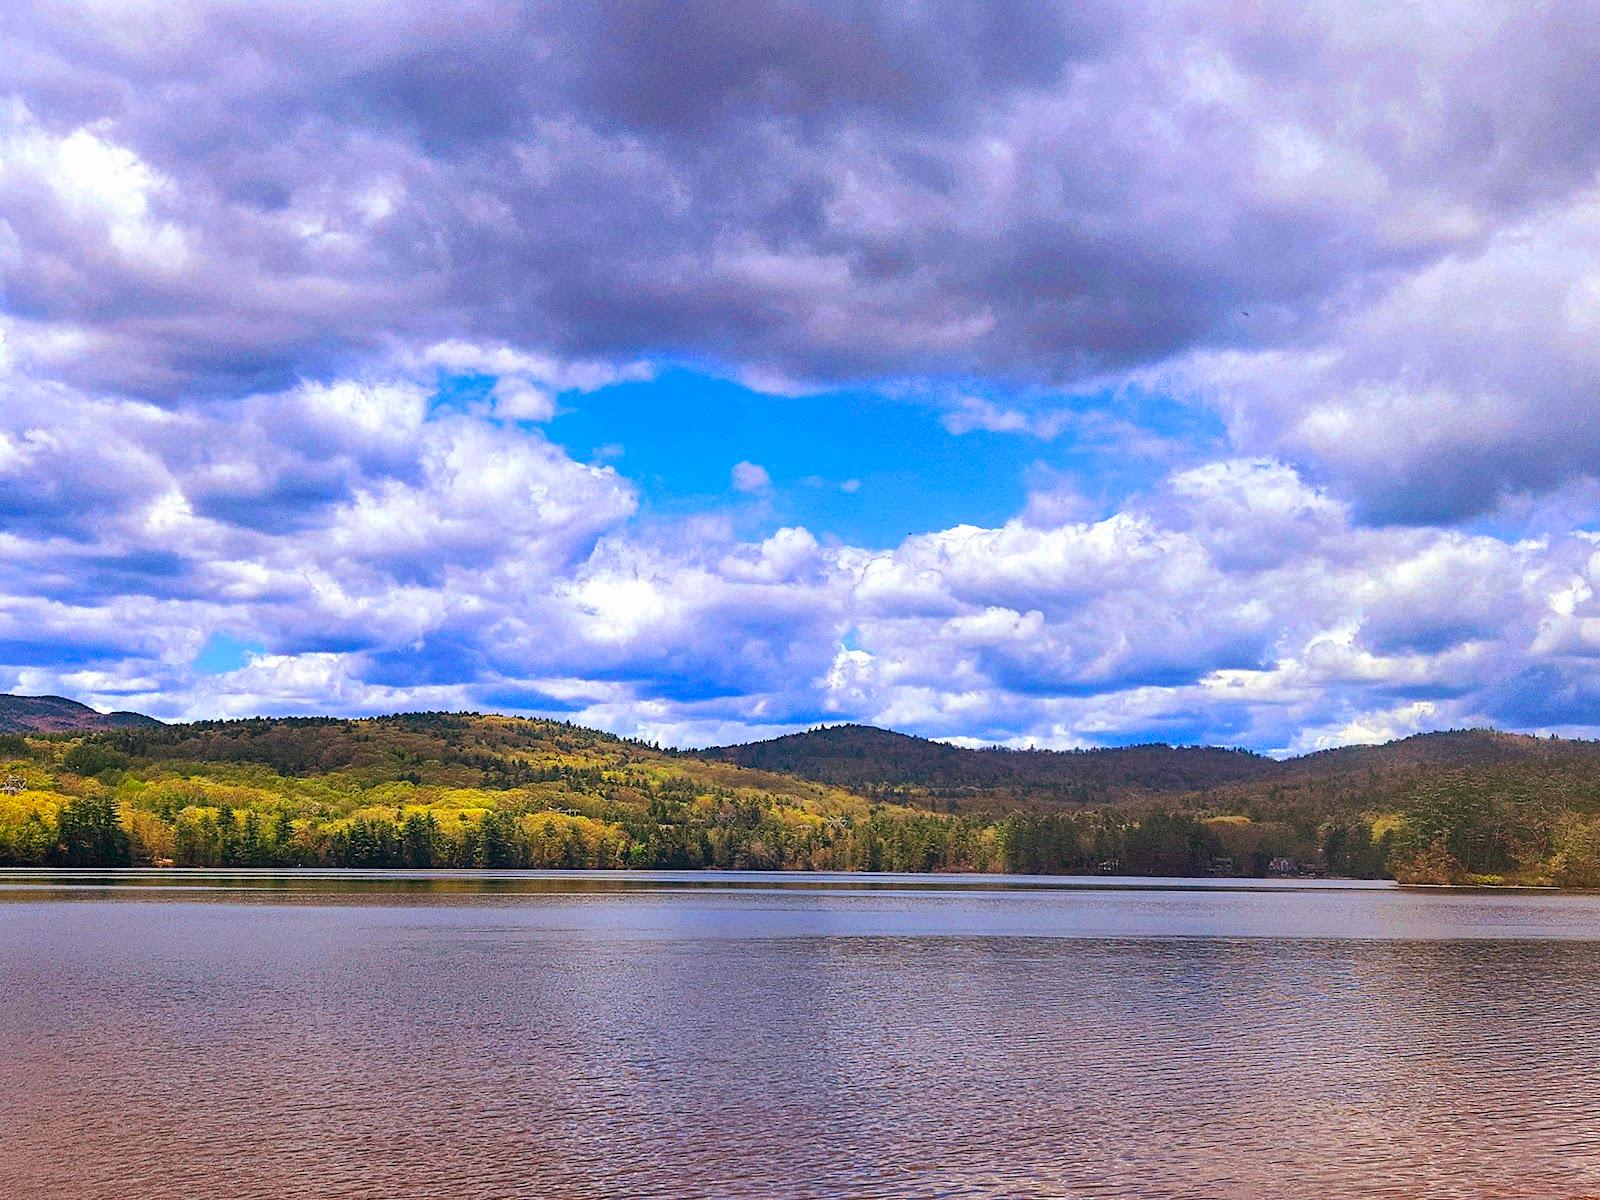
[1287,701,1442,756]
[10,1,1600,404]
[812,459,1595,750]
[490,378,554,422]
[419,341,653,395]
[9,4,1600,750]
[1,353,1594,756]
[940,396,1068,438]
[801,474,860,493]
[1164,186,1600,523]
[731,461,772,493]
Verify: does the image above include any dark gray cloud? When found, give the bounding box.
[10,0,1600,409]
[565,1,1101,134]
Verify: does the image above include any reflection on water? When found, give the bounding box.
[3,873,1599,1199]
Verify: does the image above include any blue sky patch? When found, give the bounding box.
[193,633,266,676]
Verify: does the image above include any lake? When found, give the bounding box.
[3,871,1599,1199]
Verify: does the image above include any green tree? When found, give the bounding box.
[51,794,132,866]
[62,742,129,778]
[401,811,439,867]
[479,809,518,868]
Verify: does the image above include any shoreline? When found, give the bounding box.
[1,864,1574,893]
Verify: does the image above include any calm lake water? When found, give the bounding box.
[4,871,1600,1199]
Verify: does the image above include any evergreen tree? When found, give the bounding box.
[51,794,132,867]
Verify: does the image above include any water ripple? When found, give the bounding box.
[2,881,1600,1198]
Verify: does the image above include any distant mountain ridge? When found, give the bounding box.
[702,722,1600,806]
[0,694,161,734]
[11,689,1599,811]
[701,724,1276,799]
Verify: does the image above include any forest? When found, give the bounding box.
[3,712,1600,885]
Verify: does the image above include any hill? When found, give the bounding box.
[7,705,1600,884]
[1284,728,1585,774]
[702,723,1600,809]
[700,724,1278,805]
[2,711,995,874]
[0,694,160,734]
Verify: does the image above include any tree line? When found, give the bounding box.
[0,787,1449,880]
[4,720,1600,884]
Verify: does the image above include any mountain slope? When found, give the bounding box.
[1283,728,1586,774]
[13,704,1600,882]
[702,723,1600,807]
[0,694,160,734]
[701,723,1280,804]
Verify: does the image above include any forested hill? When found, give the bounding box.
[1285,728,1587,774]
[99,712,854,803]
[7,708,1600,884]
[0,694,160,734]
[1,711,950,874]
[702,723,1600,805]
[699,724,1277,803]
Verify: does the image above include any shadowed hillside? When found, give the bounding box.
[0,694,160,735]
[702,723,1279,804]
[1284,728,1594,775]
[703,723,1600,809]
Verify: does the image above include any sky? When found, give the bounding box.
[5,2,1600,753]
